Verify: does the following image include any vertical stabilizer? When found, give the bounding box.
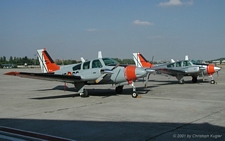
[98,51,102,58]
[133,53,154,68]
[80,57,85,62]
[37,48,60,73]
[133,53,142,67]
[171,59,175,63]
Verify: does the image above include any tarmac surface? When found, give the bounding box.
[0,68,225,141]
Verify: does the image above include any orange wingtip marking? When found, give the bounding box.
[4,72,20,76]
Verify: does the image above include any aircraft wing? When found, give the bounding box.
[156,66,203,76]
[156,68,186,75]
[4,71,82,83]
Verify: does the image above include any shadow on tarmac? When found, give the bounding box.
[149,79,211,86]
[0,118,224,141]
[31,85,153,100]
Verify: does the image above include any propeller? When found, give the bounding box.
[202,71,205,81]
[151,56,154,64]
[144,73,151,87]
[95,63,120,83]
[143,68,155,87]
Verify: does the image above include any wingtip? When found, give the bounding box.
[4,71,20,76]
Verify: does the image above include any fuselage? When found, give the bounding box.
[54,58,147,85]
[154,60,220,77]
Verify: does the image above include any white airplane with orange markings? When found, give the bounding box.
[4,49,153,98]
[133,52,221,85]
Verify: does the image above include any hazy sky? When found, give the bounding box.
[0,0,225,61]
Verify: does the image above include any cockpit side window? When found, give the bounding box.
[183,61,191,66]
[73,64,81,71]
[175,62,182,67]
[83,61,90,70]
[167,63,175,68]
[102,58,118,66]
[92,59,103,68]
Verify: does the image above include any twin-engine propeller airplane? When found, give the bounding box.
[133,52,221,85]
[4,49,152,98]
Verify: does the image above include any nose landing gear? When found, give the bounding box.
[115,82,139,98]
[209,75,216,84]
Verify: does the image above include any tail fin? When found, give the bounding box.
[37,48,60,73]
[171,59,175,63]
[185,55,189,60]
[98,51,102,58]
[132,53,154,68]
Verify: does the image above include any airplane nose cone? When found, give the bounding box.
[135,67,147,78]
[214,66,221,72]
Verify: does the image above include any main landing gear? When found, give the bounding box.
[80,89,89,97]
[115,82,139,98]
[192,76,198,83]
[176,75,184,84]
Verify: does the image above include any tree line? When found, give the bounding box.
[0,56,135,68]
[0,56,39,67]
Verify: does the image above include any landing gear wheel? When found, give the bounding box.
[210,80,215,84]
[179,79,184,84]
[80,89,89,97]
[132,92,138,98]
[192,77,198,83]
[115,86,123,94]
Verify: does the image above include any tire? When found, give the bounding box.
[192,77,198,83]
[115,86,123,94]
[132,92,138,98]
[210,80,215,84]
[179,79,184,84]
[81,89,89,97]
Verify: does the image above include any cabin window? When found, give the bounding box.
[167,63,174,68]
[73,64,81,71]
[92,59,103,68]
[183,61,191,66]
[83,61,90,69]
[102,58,118,66]
[175,62,182,67]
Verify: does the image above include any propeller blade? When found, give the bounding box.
[95,74,107,83]
[202,71,205,81]
[111,63,120,70]
[151,56,154,63]
[95,65,118,84]
[144,73,151,88]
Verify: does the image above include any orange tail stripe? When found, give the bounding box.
[42,51,60,72]
[138,53,154,68]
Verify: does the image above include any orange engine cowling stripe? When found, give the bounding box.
[124,66,136,81]
[207,64,215,75]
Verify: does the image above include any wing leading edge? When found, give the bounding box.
[4,71,81,83]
